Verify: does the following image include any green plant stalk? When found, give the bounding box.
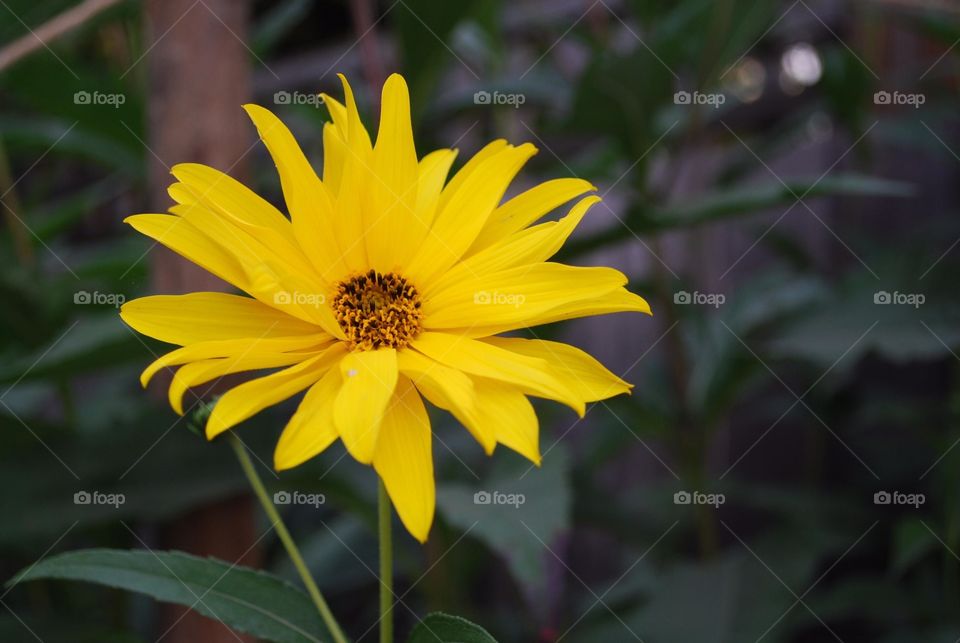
[378,478,393,643]
[227,434,349,643]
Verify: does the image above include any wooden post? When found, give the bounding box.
[143,1,258,641]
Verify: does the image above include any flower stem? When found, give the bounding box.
[378,478,393,643]
[227,434,348,643]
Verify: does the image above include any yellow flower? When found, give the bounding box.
[120,73,651,542]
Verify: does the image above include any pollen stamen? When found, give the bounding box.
[332,270,422,351]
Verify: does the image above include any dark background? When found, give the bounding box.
[1,0,959,641]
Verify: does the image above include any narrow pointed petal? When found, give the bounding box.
[374,377,434,542]
[449,288,652,338]
[366,73,419,271]
[168,350,321,416]
[406,143,538,285]
[428,196,598,291]
[206,343,347,439]
[483,337,632,402]
[333,348,398,464]
[469,177,596,253]
[124,214,249,292]
[140,335,331,387]
[241,104,347,281]
[168,163,295,238]
[423,263,629,329]
[410,332,584,416]
[274,367,342,470]
[121,293,320,346]
[397,348,494,454]
[473,378,541,465]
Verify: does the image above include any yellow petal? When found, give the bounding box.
[167,183,308,280]
[435,139,507,214]
[321,93,348,135]
[168,163,295,239]
[140,334,332,387]
[121,293,320,346]
[473,378,540,465]
[469,177,596,253]
[327,74,374,271]
[429,196,598,292]
[206,343,346,439]
[405,143,537,286]
[414,149,458,226]
[333,348,398,464]
[366,73,419,271]
[167,202,322,291]
[397,348,494,454]
[241,104,347,281]
[483,337,632,402]
[374,377,434,542]
[410,332,584,416]
[124,214,249,292]
[321,122,346,193]
[335,73,373,151]
[423,263,628,329]
[274,367,342,470]
[452,288,652,337]
[168,350,321,415]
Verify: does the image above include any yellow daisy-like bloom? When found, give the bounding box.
[120,74,651,542]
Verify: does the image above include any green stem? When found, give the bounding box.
[227,434,348,643]
[378,478,393,643]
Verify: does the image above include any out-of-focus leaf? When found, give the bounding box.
[568,527,846,642]
[396,0,485,111]
[652,175,914,230]
[29,177,128,240]
[9,549,329,643]
[0,315,145,384]
[406,613,498,643]
[570,49,673,161]
[252,0,313,56]
[0,614,145,643]
[0,115,142,178]
[563,175,913,257]
[436,447,570,597]
[892,518,938,575]
[272,515,374,596]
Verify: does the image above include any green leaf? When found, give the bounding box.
[395,0,484,112]
[406,612,497,643]
[652,174,914,231]
[892,518,937,575]
[252,0,313,56]
[436,446,569,598]
[562,175,913,257]
[8,549,330,643]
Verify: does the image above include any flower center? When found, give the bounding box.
[332,270,423,351]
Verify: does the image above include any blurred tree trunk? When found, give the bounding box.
[143,1,259,641]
